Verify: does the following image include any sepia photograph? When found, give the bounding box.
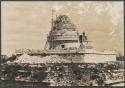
[1,1,124,87]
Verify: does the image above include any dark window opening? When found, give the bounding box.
[61,45,65,48]
[79,35,83,43]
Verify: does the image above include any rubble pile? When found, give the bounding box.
[13,54,70,64]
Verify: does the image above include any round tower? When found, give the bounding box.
[47,15,80,50]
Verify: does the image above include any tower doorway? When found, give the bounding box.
[61,45,65,48]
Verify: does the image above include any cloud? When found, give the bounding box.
[79,3,84,7]
[105,2,123,25]
[42,9,47,13]
[52,4,63,12]
[109,30,115,36]
[66,2,71,6]
[78,10,84,15]
[95,6,102,15]
[66,9,73,15]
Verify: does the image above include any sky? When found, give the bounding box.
[1,1,124,56]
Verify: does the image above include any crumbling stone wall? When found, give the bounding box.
[51,15,77,35]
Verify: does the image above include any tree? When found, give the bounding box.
[32,70,47,81]
[116,54,124,61]
[8,54,17,62]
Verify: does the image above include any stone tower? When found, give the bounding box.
[47,15,80,50]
